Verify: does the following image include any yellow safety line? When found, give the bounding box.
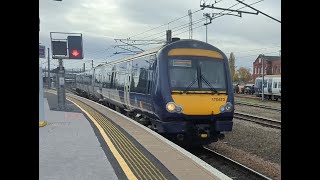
[71,98,166,180]
[93,113,157,180]
[67,98,138,180]
[90,111,146,180]
[93,111,166,180]
[74,100,162,180]
[39,121,47,127]
[46,91,166,179]
[94,115,147,180]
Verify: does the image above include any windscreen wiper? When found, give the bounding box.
[200,74,219,95]
[182,76,198,94]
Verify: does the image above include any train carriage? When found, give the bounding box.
[76,39,234,146]
[254,75,281,100]
[76,72,92,98]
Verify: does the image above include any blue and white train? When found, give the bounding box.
[75,39,234,146]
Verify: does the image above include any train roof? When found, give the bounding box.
[256,75,281,77]
[76,39,227,74]
[107,46,164,64]
[75,71,91,76]
[255,75,281,80]
[74,45,165,76]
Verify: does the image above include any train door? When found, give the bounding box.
[85,75,90,93]
[254,78,262,96]
[99,72,103,97]
[272,80,278,95]
[79,76,83,91]
[93,68,99,97]
[272,78,281,96]
[95,69,103,99]
[110,69,116,101]
[124,61,132,110]
[278,81,281,95]
[89,69,95,96]
[267,78,272,94]
[145,55,156,112]
[262,78,268,95]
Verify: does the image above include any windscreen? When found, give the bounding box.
[168,57,227,91]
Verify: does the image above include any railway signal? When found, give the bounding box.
[67,36,83,59]
[50,32,84,110]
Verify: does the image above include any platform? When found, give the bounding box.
[40,89,231,180]
[39,95,119,179]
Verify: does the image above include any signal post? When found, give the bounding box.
[50,32,84,110]
[57,59,66,109]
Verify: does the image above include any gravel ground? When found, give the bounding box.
[235,97,281,108]
[208,118,281,179]
[235,104,281,121]
[208,142,280,180]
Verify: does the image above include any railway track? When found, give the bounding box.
[234,111,281,129]
[235,101,281,111]
[234,94,281,102]
[190,146,272,180]
[234,94,261,99]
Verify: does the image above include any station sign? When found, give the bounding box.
[39,45,45,58]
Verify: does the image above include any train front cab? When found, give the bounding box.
[151,40,234,146]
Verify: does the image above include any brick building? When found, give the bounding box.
[252,55,281,81]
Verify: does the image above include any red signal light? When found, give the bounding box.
[67,36,83,59]
[71,50,80,57]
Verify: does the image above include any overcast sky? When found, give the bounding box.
[39,0,281,71]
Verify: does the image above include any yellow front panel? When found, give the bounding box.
[172,93,228,115]
[168,48,223,59]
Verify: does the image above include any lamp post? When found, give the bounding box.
[261,54,265,101]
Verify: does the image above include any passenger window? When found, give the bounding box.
[131,57,149,94]
[274,82,277,88]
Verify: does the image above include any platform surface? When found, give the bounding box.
[39,96,119,180]
[40,89,231,180]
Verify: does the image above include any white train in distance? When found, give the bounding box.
[254,75,281,101]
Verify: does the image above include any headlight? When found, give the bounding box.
[220,102,233,113]
[220,105,226,112]
[166,102,183,113]
[166,102,176,112]
[175,105,183,112]
[225,102,233,112]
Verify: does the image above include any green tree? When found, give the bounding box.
[237,67,252,83]
[228,52,235,82]
[234,71,239,82]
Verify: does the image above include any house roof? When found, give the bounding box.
[257,54,281,61]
